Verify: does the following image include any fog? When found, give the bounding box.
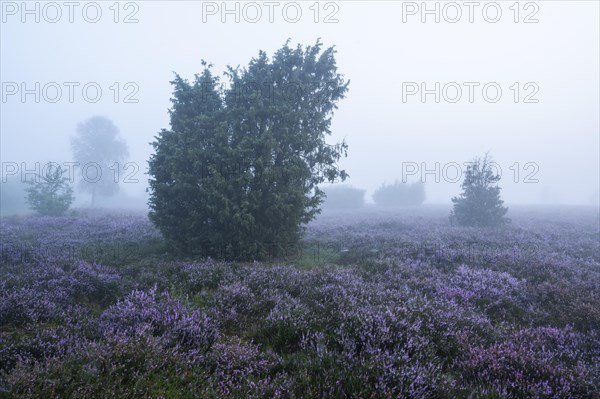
[1,1,599,214]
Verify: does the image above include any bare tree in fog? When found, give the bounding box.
[71,116,129,207]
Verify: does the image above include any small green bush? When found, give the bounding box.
[24,166,74,216]
[450,153,509,227]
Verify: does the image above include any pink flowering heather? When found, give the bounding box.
[1,206,598,397]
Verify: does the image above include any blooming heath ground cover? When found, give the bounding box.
[1,206,599,398]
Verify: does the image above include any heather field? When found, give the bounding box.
[1,206,599,398]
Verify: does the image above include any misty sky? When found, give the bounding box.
[1,1,599,206]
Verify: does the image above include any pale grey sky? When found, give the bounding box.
[1,1,599,206]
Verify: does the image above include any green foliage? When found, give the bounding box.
[373,180,426,207]
[148,40,350,258]
[71,116,129,206]
[450,153,509,227]
[24,166,74,216]
[321,185,365,210]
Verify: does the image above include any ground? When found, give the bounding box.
[1,205,599,398]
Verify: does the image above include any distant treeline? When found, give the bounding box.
[321,181,426,210]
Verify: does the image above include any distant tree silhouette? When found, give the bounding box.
[322,185,365,210]
[450,153,509,227]
[71,116,129,206]
[373,181,425,207]
[1,176,28,215]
